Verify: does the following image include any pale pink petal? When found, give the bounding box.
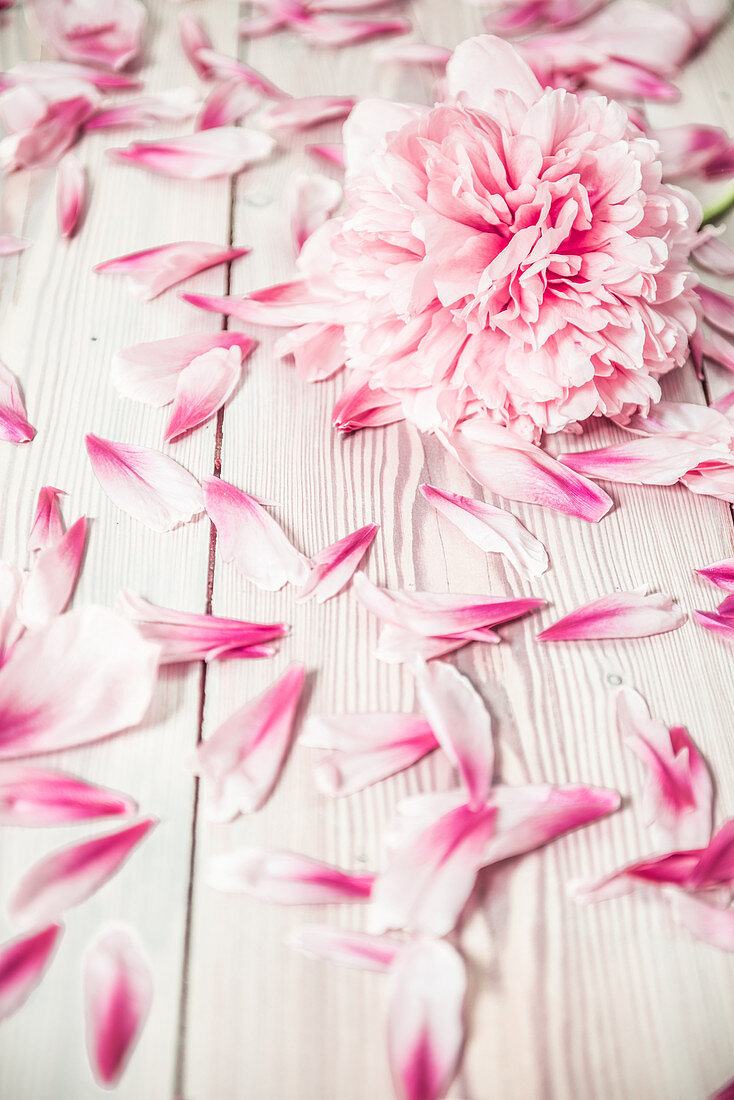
[301,713,437,796]
[0,765,136,825]
[0,80,98,172]
[191,662,305,820]
[86,434,204,532]
[274,323,346,382]
[699,284,734,337]
[373,42,451,67]
[86,87,199,130]
[617,686,713,849]
[197,79,259,131]
[164,346,242,441]
[9,817,157,926]
[386,939,465,1100]
[306,142,345,170]
[236,12,289,39]
[299,16,411,47]
[29,0,146,70]
[369,802,497,936]
[298,522,377,603]
[116,589,287,664]
[413,660,493,809]
[310,0,406,12]
[289,172,342,253]
[619,400,734,446]
[203,477,308,590]
[183,279,337,327]
[0,563,24,665]
[374,624,501,664]
[655,124,732,181]
[697,559,734,592]
[559,436,722,485]
[682,460,734,505]
[701,329,734,372]
[194,48,289,100]
[537,591,685,641]
[3,61,141,90]
[0,361,35,444]
[0,924,62,1021]
[109,127,276,180]
[572,850,704,904]
[208,847,373,903]
[694,236,734,277]
[695,609,734,641]
[481,0,608,34]
[446,34,542,111]
[95,242,249,301]
[669,892,734,953]
[84,926,153,1088]
[263,95,356,134]
[441,422,612,523]
[0,604,160,758]
[0,236,32,255]
[19,515,86,628]
[178,13,214,80]
[28,486,65,552]
[421,484,549,578]
[112,332,254,408]
[288,925,402,972]
[671,0,730,48]
[56,153,86,239]
[332,374,404,433]
[688,819,734,890]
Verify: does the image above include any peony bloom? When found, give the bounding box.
[193,36,701,444]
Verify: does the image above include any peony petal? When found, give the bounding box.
[0,80,99,172]
[112,331,255,408]
[537,591,685,641]
[85,87,198,131]
[109,127,276,180]
[56,153,86,239]
[203,476,308,590]
[712,1077,734,1100]
[0,361,35,444]
[164,346,242,442]
[413,660,493,809]
[86,434,204,532]
[191,662,305,820]
[693,235,734,277]
[373,41,451,67]
[0,604,160,758]
[694,609,734,642]
[559,436,721,485]
[0,924,62,1021]
[183,279,337,328]
[197,79,259,131]
[2,61,142,90]
[617,686,713,849]
[299,17,412,47]
[332,375,404,433]
[699,284,734,337]
[274,323,345,382]
[289,171,342,253]
[386,939,466,1100]
[116,589,286,664]
[28,486,66,553]
[19,515,86,628]
[306,142,345,170]
[682,460,734,505]
[687,819,734,891]
[29,0,146,71]
[194,48,289,100]
[420,483,549,577]
[0,764,136,825]
[0,563,26,665]
[447,33,542,111]
[298,522,377,603]
[373,624,501,664]
[9,817,157,927]
[288,925,402,972]
[701,329,734,372]
[697,559,734,593]
[208,847,374,904]
[178,13,214,80]
[301,713,437,797]
[84,926,153,1088]
[262,95,356,133]
[95,242,250,301]
[669,892,734,953]
[655,123,733,182]
[441,422,612,523]
[572,850,704,903]
[0,236,32,255]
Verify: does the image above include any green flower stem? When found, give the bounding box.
[702,183,734,226]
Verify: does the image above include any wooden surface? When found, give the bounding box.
[2,3,734,1098]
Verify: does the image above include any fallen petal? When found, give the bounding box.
[112,331,254,408]
[559,436,720,485]
[699,284,734,337]
[0,924,62,1021]
[208,847,373,903]
[0,361,35,444]
[298,522,377,603]
[27,487,65,553]
[95,241,249,301]
[19,515,87,628]
[537,591,685,641]
[85,87,198,130]
[0,236,32,255]
[178,13,214,80]
[697,559,734,592]
[288,925,402,972]
[289,171,342,253]
[669,891,734,952]
[165,346,242,441]
[262,95,356,133]
[29,0,146,71]
[56,153,86,239]
[109,127,275,180]
[197,79,259,131]
[0,764,136,825]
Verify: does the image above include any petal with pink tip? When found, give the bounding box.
[421,484,548,577]
[0,924,62,1021]
[712,1077,734,1100]
[387,939,466,1100]
[688,819,734,890]
[0,361,34,443]
[29,0,145,70]
[306,143,345,170]
[95,242,249,302]
[56,153,85,239]
[693,236,734,277]
[164,346,242,442]
[0,81,99,172]
[85,88,198,130]
[288,925,402,972]
[203,477,308,590]
[694,609,734,641]
[0,236,32,255]
[0,563,24,664]
[274,323,346,382]
[300,17,411,47]
[697,559,734,592]
[19,515,86,628]
[618,686,712,849]
[182,279,337,327]
[289,172,342,254]
[332,375,404,433]
[559,436,718,485]
[701,329,734,373]
[27,487,65,553]
[194,48,289,99]
[191,662,305,820]
[86,434,204,532]
[197,79,259,131]
[263,95,356,133]
[208,847,374,904]
[178,13,214,80]
[571,850,704,904]
[374,624,501,665]
[0,765,136,825]
[9,817,157,927]
[298,523,377,603]
[447,33,542,110]
[699,284,734,337]
[84,926,152,1088]
[112,332,254,408]
[109,127,275,180]
[0,604,160,758]
[537,591,685,641]
[669,892,734,953]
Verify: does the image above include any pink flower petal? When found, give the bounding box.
[85,87,198,130]
[300,16,411,47]
[19,515,87,628]
[386,939,466,1100]
[274,323,346,382]
[112,331,255,408]
[683,460,734,505]
[441,422,612,523]
[0,235,32,255]
[288,925,402,972]
[694,236,734,277]
[236,11,289,39]
[699,284,734,337]
[86,434,204,532]
[537,590,685,641]
[373,41,451,67]
[289,171,342,254]
[0,563,25,665]
[655,123,732,181]
[109,127,276,180]
[0,924,62,1021]
[306,142,345,170]
[447,33,543,110]
[203,477,308,590]
[164,346,242,442]
[116,589,287,664]
[262,95,356,133]
[56,153,86,239]
[697,559,734,592]
[332,374,404,433]
[701,329,734,372]
[183,279,337,327]
[671,0,730,49]
[617,686,713,849]
[695,608,734,641]
[301,713,437,796]
[28,486,66,552]
[572,850,704,903]
[413,660,493,809]
[9,817,157,926]
[421,484,549,577]
[29,0,146,70]
[373,624,501,664]
[84,926,153,1088]
[559,436,723,485]
[0,80,98,172]
[687,819,734,890]
[669,892,734,952]
[194,48,289,99]
[298,522,377,604]
[191,662,305,820]
[95,242,250,301]
[3,61,141,90]
[196,79,259,131]
[0,765,136,825]
[178,13,214,80]
[619,400,734,446]
[0,360,35,443]
[208,847,373,903]
[481,0,608,34]
[0,604,160,758]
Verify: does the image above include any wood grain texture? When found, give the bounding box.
[1,1,734,1098]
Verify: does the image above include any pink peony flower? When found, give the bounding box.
[189,35,701,444]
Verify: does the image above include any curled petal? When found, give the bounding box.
[537,591,685,641]
[0,924,62,1021]
[298,522,377,603]
[0,361,34,443]
[572,850,704,903]
[197,79,259,131]
[289,171,342,253]
[263,95,356,133]
[682,460,734,505]
[178,13,214,80]
[288,925,402,972]
[191,662,305,820]
[0,765,135,825]
[208,847,373,904]
[19,515,86,628]
[688,819,734,891]
[109,128,276,180]
[164,346,242,442]
[332,374,404,433]
[697,559,734,593]
[559,437,720,485]
[0,81,98,172]
[95,241,249,302]
[28,486,65,552]
[56,153,86,239]
[112,331,254,408]
[86,434,204,532]
[655,123,733,182]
